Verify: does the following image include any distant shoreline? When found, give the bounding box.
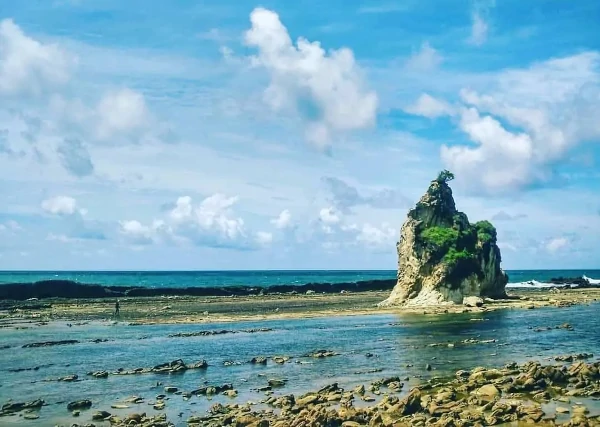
[1,274,599,301]
[0,278,398,301]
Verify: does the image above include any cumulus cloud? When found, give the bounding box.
[313,207,397,251]
[405,42,443,71]
[119,194,265,250]
[0,19,72,96]
[118,220,161,246]
[41,196,105,242]
[271,209,292,229]
[322,176,410,212]
[404,94,454,119]
[57,137,94,177]
[318,207,341,225]
[244,7,377,148]
[407,52,600,194]
[354,223,397,248]
[41,196,78,215]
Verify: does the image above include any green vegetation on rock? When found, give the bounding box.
[436,169,455,183]
[417,171,500,269]
[420,226,458,249]
[475,220,497,244]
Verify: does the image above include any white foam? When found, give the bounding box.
[506,280,558,289]
[583,275,600,285]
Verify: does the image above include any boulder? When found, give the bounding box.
[463,296,484,307]
[476,384,500,398]
[67,400,92,411]
[379,171,508,307]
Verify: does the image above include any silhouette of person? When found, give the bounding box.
[114,299,120,317]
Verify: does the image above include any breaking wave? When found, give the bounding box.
[507,275,600,289]
[583,275,600,285]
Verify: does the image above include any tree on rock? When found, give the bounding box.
[436,170,455,183]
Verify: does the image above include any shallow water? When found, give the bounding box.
[1,303,600,426]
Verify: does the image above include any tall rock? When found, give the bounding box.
[379,171,508,307]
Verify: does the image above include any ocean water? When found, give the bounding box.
[0,269,599,289]
[1,304,599,426]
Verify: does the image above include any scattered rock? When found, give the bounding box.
[67,400,92,411]
[22,340,79,348]
[304,349,338,358]
[91,410,111,420]
[1,399,44,414]
[463,296,484,307]
[267,378,287,387]
[250,356,268,365]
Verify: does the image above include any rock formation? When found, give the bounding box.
[379,171,508,307]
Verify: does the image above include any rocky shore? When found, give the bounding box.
[0,278,397,301]
[1,275,597,303]
[2,355,599,426]
[1,287,600,326]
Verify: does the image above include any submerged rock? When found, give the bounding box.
[67,400,92,411]
[22,340,79,348]
[1,399,44,414]
[380,170,508,307]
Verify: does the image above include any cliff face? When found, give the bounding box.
[379,174,508,307]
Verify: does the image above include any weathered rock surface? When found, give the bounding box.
[380,171,508,307]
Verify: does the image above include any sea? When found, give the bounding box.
[2,304,600,425]
[2,270,600,425]
[0,269,599,288]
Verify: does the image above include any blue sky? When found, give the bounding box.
[0,0,599,270]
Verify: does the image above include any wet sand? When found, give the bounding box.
[2,287,600,325]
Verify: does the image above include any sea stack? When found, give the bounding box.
[379,170,508,307]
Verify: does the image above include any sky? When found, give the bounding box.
[0,0,599,271]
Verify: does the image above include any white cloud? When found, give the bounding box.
[95,88,150,140]
[406,52,600,194]
[405,42,443,71]
[468,1,494,46]
[271,209,292,229]
[313,207,397,251]
[441,107,536,192]
[0,19,72,96]
[119,194,261,250]
[319,207,341,225]
[118,220,160,246]
[545,237,568,253]
[255,231,273,245]
[469,12,488,46]
[41,196,78,215]
[244,7,378,148]
[404,93,454,119]
[355,223,396,247]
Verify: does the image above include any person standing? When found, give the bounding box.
[114,299,120,317]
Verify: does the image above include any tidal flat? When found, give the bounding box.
[1,290,599,426]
